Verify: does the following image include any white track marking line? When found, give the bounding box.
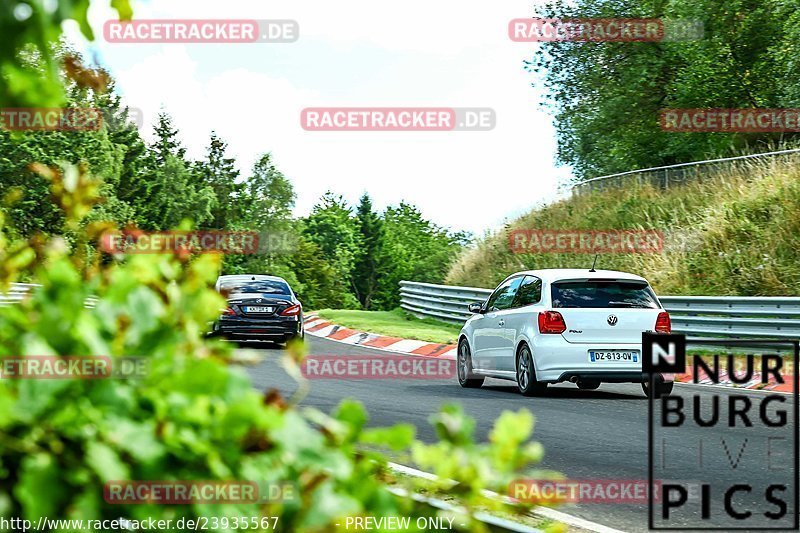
[387,462,626,533]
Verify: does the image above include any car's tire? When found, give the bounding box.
[577,380,600,390]
[642,380,674,398]
[516,344,547,397]
[457,339,484,388]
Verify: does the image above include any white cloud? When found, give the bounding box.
[64,0,572,234]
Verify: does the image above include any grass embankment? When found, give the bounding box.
[315,308,462,345]
[446,154,800,296]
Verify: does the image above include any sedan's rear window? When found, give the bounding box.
[220,281,291,295]
[551,280,659,309]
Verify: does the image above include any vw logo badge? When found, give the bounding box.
[607,315,618,326]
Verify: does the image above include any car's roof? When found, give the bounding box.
[508,268,648,283]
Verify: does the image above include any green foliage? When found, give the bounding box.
[286,236,356,310]
[0,39,465,314]
[2,8,529,526]
[0,163,547,531]
[530,0,800,181]
[447,155,800,296]
[301,192,362,308]
[0,0,131,108]
[351,194,386,310]
[298,196,468,311]
[374,203,469,310]
[200,132,242,229]
[240,153,295,232]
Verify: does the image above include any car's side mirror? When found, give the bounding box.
[468,302,484,314]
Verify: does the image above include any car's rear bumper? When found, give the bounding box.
[531,337,673,383]
[211,316,301,341]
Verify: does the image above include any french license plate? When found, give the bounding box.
[589,351,638,362]
[244,306,273,313]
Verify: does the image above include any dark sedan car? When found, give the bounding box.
[210,274,304,343]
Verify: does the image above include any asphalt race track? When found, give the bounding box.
[243,335,797,533]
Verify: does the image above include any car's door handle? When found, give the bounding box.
[498,320,505,326]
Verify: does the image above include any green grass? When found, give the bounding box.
[446,153,800,297]
[315,308,462,345]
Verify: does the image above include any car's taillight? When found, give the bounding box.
[280,304,301,317]
[222,307,236,316]
[538,311,567,334]
[655,311,671,333]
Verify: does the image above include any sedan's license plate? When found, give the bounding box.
[244,306,273,313]
[589,351,638,362]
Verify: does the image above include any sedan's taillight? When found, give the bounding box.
[655,311,671,333]
[222,307,236,316]
[280,304,301,317]
[538,311,567,334]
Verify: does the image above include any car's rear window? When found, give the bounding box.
[220,280,291,295]
[551,279,659,309]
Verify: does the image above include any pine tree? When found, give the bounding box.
[152,112,186,166]
[199,132,240,229]
[351,193,385,309]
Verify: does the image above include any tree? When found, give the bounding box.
[529,0,800,181]
[302,192,362,308]
[289,236,353,309]
[151,111,186,166]
[222,152,297,277]
[197,132,240,229]
[351,193,385,309]
[373,202,470,309]
[240,152,295,231]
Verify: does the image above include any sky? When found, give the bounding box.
[65,0,573,236]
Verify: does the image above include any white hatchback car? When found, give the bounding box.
[457,269,674,397]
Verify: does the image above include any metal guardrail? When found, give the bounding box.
[572,147,800,195]
[399,281,800,340]
[1,283,97,308]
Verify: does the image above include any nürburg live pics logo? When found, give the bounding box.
[644,332,799,530]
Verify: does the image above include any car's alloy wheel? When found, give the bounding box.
[457,340,484,388]
[516,345,547,397]
[642,380,674,398]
